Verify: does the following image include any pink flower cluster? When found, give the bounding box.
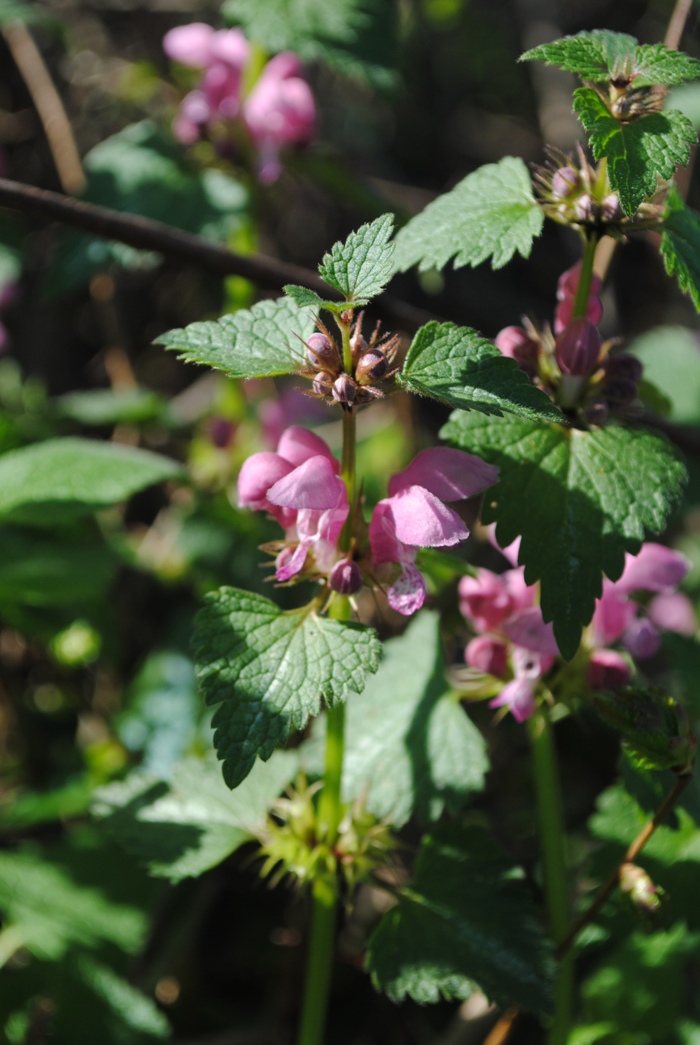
[238,426,499,614]
[459,539,695,722]
[460,554,558,722]
[163,23,315,183]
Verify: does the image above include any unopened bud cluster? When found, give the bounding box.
[300,313,399,410]
[495,263,643,423]
[534,145,666,234]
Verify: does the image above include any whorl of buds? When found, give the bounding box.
[329,558,363,595]
[555,318,602,377]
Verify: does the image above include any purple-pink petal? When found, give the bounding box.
[387,447,499,501]
[374,486,469,550]
[465,635,509,678]
[386,562,427,616]
[622,616,661,660]
[276,425,338,471]
[501,607,559,656]
[591,580,634,646]
[208,27,249,68]
[618,543,690,594]
[266,456,346,511]
[647,592,697,636]
[163,23,216,67]
[586,649,630,690]
[237,451,294,509]
[490,677,536,722]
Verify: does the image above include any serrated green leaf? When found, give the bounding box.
[318,213,395,303]
[0,437,183,525]
[441,414,687,658]
[93,750,298,881]
[398,321,563,423]
[303,613,488,826]
[222,0,398,90]
[193,588,382,788]
[521,31,700,87]
[393,157,544,274]
[573,88,696,215]
[661,186,700,311]
[0,849,145,960]
[68,955,171,1040]
[57,387,167,426]
[283,283,346,314]
[156,296,317,379]
[366,823,554,1011]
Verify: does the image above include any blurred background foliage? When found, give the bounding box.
[1,0,700,1042]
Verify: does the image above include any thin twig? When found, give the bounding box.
[481,1007,519,1045]
[2,21,85,193]
[555,771,692,959]
[0,177,437,333]
[665,0,694,50]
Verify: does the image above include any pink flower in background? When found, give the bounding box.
[554,262,603,334]
[164,22,315,181]
[589,543,694,673]
[370,448,499,615]
[459,565,556,722]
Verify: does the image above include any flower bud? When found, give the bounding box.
[312,371,334,397]
[494,326,539,376]
[623,617,661,660]
[306,332,340,371]
[605,354,643,385]
[355,348,389,385]
[465,636,509,678]
[582,395,609,427]
[332,373,357,405]
[551,166,580,198]
[209,417,236,448]
[329,558,363,595]
[586,649,630,690]
[555,318,601,377]
[601,193,622,221]
[619,863,662,913]
[602,377,638,409]
[574,194,596,222]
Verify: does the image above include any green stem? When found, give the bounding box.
[528,710,574,1045]
[297,874,339,1045]
[571,232,599,321]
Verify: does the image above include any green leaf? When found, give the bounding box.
[398,321,563,423]
[47,122,248,294]
[661,186,700,311]
[629,325,700,423]
[193,588,382,788]
[93,750,298,881]
[0,849,145,960]
[0,437,183,525]
[573,88,696,215]
[366,823,554,1011]
[303,613,488,826]
[318,213,395,303]
[0,526,117,607]
[283,283,348,316]
[57,387,167,426]
[62,956,170,1040]
[156,296,317,380]
[393,157,544,274]
[222,0,398,90]
[521,31,700,87]
[593,687,694,772]
[441,413,687,658]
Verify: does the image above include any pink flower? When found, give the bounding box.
[489,649,552,722]
[459,567,533,633]
[589,542,692,676]
[164,23,315,182]
[237,425,346,581]
[242,53,316,183]
[370,448,499,616]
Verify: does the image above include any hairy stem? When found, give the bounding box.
[528,710,573,1045]
[571,232,599,322]
[297,874,339,1045]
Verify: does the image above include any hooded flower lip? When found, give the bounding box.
[371,447,499,616]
